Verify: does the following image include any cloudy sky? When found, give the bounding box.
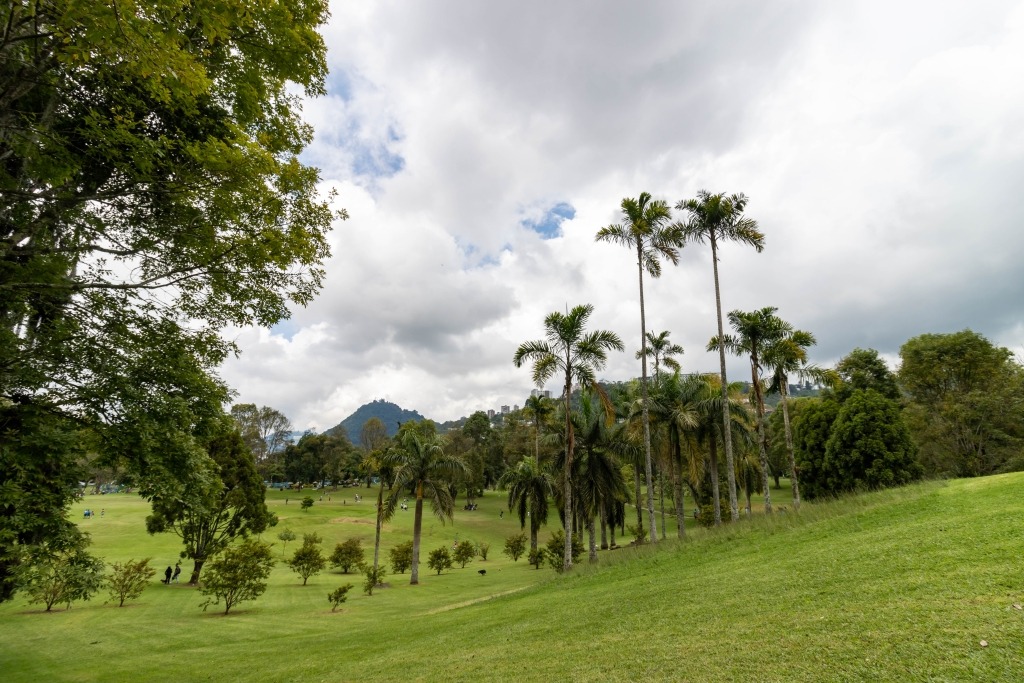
[220,0,1024,431]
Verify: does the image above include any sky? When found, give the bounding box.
[219,0,1024,431]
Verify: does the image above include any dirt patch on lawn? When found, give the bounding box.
[329,517,382,526]
[423,587,529,615]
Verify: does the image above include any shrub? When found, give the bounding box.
[277,528,297,555]
[427,546,453,575]
[199,539,274,614]
[545,530,583,572]
[627,523,648,542]
[527,548,545,569]
[300,496,314,511]
[106,558,156,607]
[363,565,385,596]
[287,534,326,585]
[477,542,490,561]
[504,533,527,562]
[389,541,413,574]
[330,538,366,574]
[328,584,354,611]
[24,541,104,611]
[453,540,475,568]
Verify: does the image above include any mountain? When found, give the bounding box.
[326,399,428,441]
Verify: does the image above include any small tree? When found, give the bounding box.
[389,541,413,574]
[527,548,545,569]
[427,546,453,575]
[330,538,366,574]
[287,533,326,585]
[301,496,314,512]
[477,542,490,561]
[277,529,297,556]
[363,565,386,596]
[545,531,582,572]
[453,540,476,568]
[504,533,527,562]
[199,539,274,614]
[24,540,104,611]
[106,558,156,607]
[328,584,354,611]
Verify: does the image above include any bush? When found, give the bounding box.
[199,539,274,614]
[426,546,453,575]
[300,496,314,511]
[477,542,490,561]
[504,533,527,562]
[106,558,156,607]
[330,538,366,574]
[627,523,648,542]
[389,541,413,574]
[363,565,385,596]
[24,541,104,611]
[545,530,583,572]
[328,584,354,611]
[287,534,326,585]
[277,528,297,555]
[453,540,475,568]
[527,548,545,569]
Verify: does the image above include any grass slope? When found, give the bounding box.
[2,476,1022,682]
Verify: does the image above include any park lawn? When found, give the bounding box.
[2,475,1022,681]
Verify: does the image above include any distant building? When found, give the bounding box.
[513,404,519,412]
[530,389,551,399]
[501,405,510,414]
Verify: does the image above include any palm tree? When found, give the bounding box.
[514,304,624,571]
[647,372,702,538]
[383,429,467,585]
[596,192,680,543]
[498,456,553,552]
[637,329,684,378]
[523,394,553,463]
[711,307,790,514]
[675,190,764,521]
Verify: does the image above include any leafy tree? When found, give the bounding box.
[498,456,553,552]
[301,497,314,512]
[834,348,901,401]
[106,558,156,607]
[427,546,453,575]
[596,192,681,543]
[514,304,624,571]
[528,548,546,569]
[199,539,275,615]
[230,404,292,481]
[675,190,765,521]
[899,330,1024,476]
[277,529,297,556]
[359,417,390,454]
[791,397,843,501]
[544,531,583,572]
[330,539,366,574]
[288,534,327,586]
[389,541,413,574]
[477,542,490,561]
[145,419,275,584]
[453,541,476,568]
[504,534,528,562]
[23,532,104,611]
[363,565,386,596]
[1,0,337,601]
[328,584,354,611]
[383,427,467,585]
[285,432,358,487]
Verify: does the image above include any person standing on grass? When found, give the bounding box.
[172,563,181,583]
[164,566,172,584]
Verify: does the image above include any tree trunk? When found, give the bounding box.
[659,468,666,540]
[710,233,739,521]
[633,464,644,534]
[372,483,384,574]
[189,560,204,586]
[588,514,597,562]
[411,486,424,585]
[780,380,801,509]
[599,501,608,550]
[563,372,574,572]
[709,434,722,526]
[672,446,685,539]
[750,355,773,514]
[636,248,659,542]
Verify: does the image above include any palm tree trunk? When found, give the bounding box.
[411,486,424,585]
[750,356,773,514]
[588,514,597,562]
[633,464,644,534]
[636,250,659,542]
[599,501,608,550]
[672,448,685,539]
[609,510,617,548]
[779,378,801,508]
[372,483,384,573]
[659,468,666,540]
[709,434,722,526]
[563,372,574,572]
[710,233,739,522]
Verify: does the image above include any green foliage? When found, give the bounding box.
[363,565,386,597]
[477,542,490,561]
[330,538,366,574]
[277,529,297,555]
[504,534,527,562]
[453,540,476,568]
[199,539,274,615]
[695,501,729,529]
[284,431,359,486]
[834,348,901,401]
[22,533,104,611]
[287,534,326,585]
[544,531,583,572]
[527,547,546,569]
[328,584,354,611]
[389,541,413,574]
[301,497,314,512]
[427,547,453,575]
[627,523,649,542]
[106,558,156,607]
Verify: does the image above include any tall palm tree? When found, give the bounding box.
[675,190,764,522]
[523,394,553,463]
[596,192,680,543]
[497,456,553,552]
[712,307,790,514]
[383,429,467,585]
[647,372,702,538]
[514,304,624,571]
[637,329,684,378]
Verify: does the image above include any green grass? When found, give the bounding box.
[2,476,1022,681]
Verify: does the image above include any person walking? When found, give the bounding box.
[164,566,173,584]
[171,563,181,583]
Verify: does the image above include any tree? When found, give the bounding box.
[596,192,681,544]
[638,330,685,378]
[675,190,765,521]
[230,404,292,481]
[277,529,297,556]
[22,532,104,612]
[427,547,453,575]
[199,539,275,615]
[330,539,366,574]
[498,457,553,552]
[514,304,624,571]
[899,330,1024,477]
[363,565,385,596]
[106,558,156,607]
[504,534,528,562]
[284,432,357,487]
[288,534,327,586]
[523,395,554,462]
[1,0,338,602]
[477,542,491,561]
[145,419,275,584]
[359,417,390,454]
[328,584,354,610]
[452,541,476,569]
[301,497,314,512]
[389,541,413,574]
[834,348,902,401]
[383,426,467,585]
[544,531,583,572]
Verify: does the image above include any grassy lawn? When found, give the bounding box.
[2,475,1022,681]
